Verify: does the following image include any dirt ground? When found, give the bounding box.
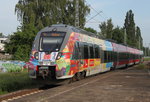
[9,65,150,102]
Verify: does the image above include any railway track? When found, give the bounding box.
[0,63,148,102]
[0,89,42,102]
[0,84,61,102]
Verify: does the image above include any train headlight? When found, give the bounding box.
[56,52,62,60]
[34,52,39,60]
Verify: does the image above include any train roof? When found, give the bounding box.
[50,24,104,39]
[37,24,143,54]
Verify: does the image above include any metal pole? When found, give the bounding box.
[139,36,140,49]
[75,0,79,27]
[148,47,149,57]
[149,43,150,57]
[36,0,38,6]
[124,29,127,44]
[145,43,147,57]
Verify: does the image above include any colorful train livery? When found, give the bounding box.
[28,24,143,82]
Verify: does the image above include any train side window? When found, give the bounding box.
[112,52,114,61]
[104,51,107,63]
[124,53,125,60]
[107,51,109,62]
[107,51,110,62]
[118,52,121,61]
[101,50,104,63]
[110,51,112,62]
[114,52,116,61]
[122,53,123,60]
[129,53,131,60]
[110,51,113,62]
[113,52,117,61]
[120,52,123,61]
[83,44,89,59]
[94,45,100,58]
[72,42,79,59]
[116,52,118,61]
[79,42,84,59]
[109,51,111,62]
[122,53,124,60]
[125,53,127,60]
[89,45,94,58]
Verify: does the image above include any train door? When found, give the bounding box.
[77,42,83,71]
[100,49,104,72]
[73,42,83,72]
[116,52,119,67]
[99,47,103,72]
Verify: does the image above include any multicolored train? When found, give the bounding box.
[28,24,143,81]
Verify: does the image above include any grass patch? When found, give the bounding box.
[135,63,147,69]
[144,57,150,61]
[0,71,40,95]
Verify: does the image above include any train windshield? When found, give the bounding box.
[40,32,65,52]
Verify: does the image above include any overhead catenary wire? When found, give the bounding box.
[86,11,102,23]
[85,0,107,21]
[68,0,105,27]
[85,0,102,17]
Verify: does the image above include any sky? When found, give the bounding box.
[0,0,149,46]
[85,0,150,46]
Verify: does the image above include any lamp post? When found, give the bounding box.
[36,0,38,6]
[145,43,147,57]
[124,29,127,45]
[149,43,150,57]
[75,0,79,27]
[68,0,80,27]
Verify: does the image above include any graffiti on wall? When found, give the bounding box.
[0,61,26,73]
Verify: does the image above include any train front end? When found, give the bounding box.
[28,25,71,80]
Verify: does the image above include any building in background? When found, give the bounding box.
[0,37,11,60]
[0,37,8,52]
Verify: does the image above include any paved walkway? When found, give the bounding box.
[12,67,150,102]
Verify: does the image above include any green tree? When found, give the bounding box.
[5,0,90,61]
[135,26,143,49]
[84,27,97,34]
[106,19,113,39]
[15,0,90,29]
[0,33,3,37]
[143,47,150,56]
[5,23,38,61]
[112,27,124,44]
[99,21,107,38]
[99,18,114,39]
[124,10,136,47]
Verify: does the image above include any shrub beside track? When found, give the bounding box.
[0,70,40,95]
[0,62,149,96]
[144,57,150,61]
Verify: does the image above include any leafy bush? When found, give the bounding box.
[0,71,40,95]
[135,63,147,69]
[5,24,38,62]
